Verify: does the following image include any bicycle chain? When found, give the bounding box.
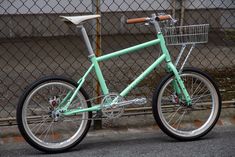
[62,115,115,122]
[63,93,124,120]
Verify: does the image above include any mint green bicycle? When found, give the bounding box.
[17,13,221,153]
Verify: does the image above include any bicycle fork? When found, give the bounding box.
[168,62,192,105]
[157,33,191,105]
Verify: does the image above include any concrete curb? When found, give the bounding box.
[1,116,235,145]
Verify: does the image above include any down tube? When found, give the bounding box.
[120,54,166,97]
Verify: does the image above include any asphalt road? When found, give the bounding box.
[1,126,235,157]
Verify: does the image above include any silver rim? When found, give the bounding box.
[22,81,89,149]
[158,72,219,138]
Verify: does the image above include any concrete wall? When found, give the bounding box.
[1,0,234,15]
[0,9,234,39]
[0,0,234,39]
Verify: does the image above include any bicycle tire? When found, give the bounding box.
[17,76,92,153]
[152,67,221,141]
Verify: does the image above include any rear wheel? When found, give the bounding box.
[152,68,221,140]
[17,76,91,153]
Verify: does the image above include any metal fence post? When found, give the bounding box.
[92,0,102,130]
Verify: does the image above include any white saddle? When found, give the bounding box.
[60,15,100,25]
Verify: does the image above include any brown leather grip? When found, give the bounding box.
[126,17,148,24]
[156,15,171,21]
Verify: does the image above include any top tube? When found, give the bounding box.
[96,39,160,62]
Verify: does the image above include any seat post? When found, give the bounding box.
[78,25,95,56]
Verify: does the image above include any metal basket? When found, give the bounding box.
[161,24,209,45]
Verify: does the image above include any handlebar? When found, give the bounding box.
[126,14,176,24]
[156,15,171,21]
[126,17,150,24]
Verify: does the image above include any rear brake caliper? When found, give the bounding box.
[171,93,179,104]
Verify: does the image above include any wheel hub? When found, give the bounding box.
[50,110,61,121]
[49,96,61,121]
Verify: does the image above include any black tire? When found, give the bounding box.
[17,76,92,153]
[152,67,221,141]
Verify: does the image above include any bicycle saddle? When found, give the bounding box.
[60,14,100,25]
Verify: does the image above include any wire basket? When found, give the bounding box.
[161,24,209,45]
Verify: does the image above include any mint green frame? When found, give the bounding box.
[61,33,191,116]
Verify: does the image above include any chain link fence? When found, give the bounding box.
[0,0,234,126]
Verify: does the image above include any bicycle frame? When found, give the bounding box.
[60,25,191,116]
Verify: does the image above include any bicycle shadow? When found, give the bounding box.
[24,131,218,156]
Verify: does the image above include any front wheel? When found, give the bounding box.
[17,76,92,153]
[152,67,221,141]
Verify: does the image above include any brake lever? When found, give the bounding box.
[144,22,150,26]
[157,12,177,24]
[170,16,177,24]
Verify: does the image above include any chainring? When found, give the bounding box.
[101,93,125,119]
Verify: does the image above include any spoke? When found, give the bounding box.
[33,116,51,135]
[30,115,50,131]
[192,90,210,105]
[111,111,114,116]
[162,96,173,103]
[31,98,48,112]
[183,76,187,89]
[186,76,192,95]
[58,88,68,98]
[50,85,55,96]
[191,93,211,101]
[166,106,182,124]
[43,120,54,142]
[71,97,82,108]
[193,104,211,110]
[165,87,174,96]
[158,72,218,138]
[191,76,195,95]
[51,121,55,141]
[176,110,186,129]
[22,81,90,146]
[192,83,207,98]
[191,81,203,97]
[38,92,49,104]
[38,120,53,140]
[170,110,183,127]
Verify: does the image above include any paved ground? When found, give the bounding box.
[1,125,235,157]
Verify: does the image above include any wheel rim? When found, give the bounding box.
[157,72,219,138]
[22,81,89,149]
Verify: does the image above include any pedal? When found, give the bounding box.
[132,98,147,105]
[117,97,147,107]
